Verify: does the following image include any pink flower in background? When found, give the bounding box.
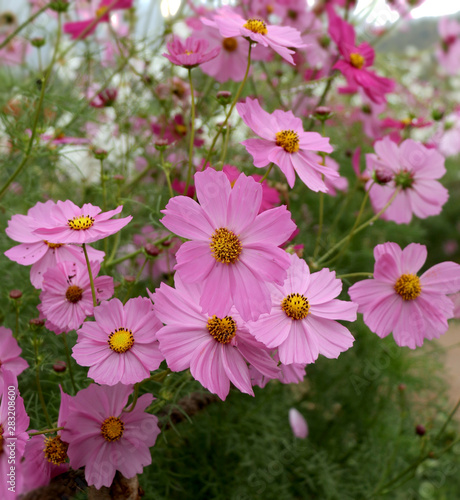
[236,98,336,191]
[151,274,279,401]
[249,350,306,388]
[161,168,296,321]
[0,327,28,392]
[60,383,160,489]
[365,137,448,224]
[249,254,357,365]
[4,200,105,288]
[349,242,460,349]
[328,7,395,104]
[289,408,308,439]
[202,8,305,64]
[451,293,460,319]
[437,17,460,75]
[38,260,114,334]
[73,297,164,385]
[33,200,132,244]
[163,36,220,68]
[307,154,348,196]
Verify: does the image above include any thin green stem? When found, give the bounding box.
[435,396,460,441]
[123,257,148,303]
[29,427,64,437]
[313,192,324,258]
[184,68,196,194]
[337,272,373,279]
[259,60,284,108]
[33,333,52,428]
[82,243,97,308]
[100,159,107,211]
[106,248,143,268]
[259,163,274,183]
[219,122,231,167]
[62,333,77,394]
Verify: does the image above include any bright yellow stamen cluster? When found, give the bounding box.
[350,53,365,69]
[101,416,125,442]
[45,240,63,249]
[207,315,237,344]
[281,293,310,320]
[394,274,421,301]
[66,285,83,303]
[243,18,268,35]
[210,228,242,264]
[67,215,95,230]
[276,130,300,154]
[108,328,135,353]
[44,436,68,465]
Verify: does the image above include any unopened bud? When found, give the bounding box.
[124,275,136,283]
[216,91,232,106]
[162,239,173,247]
[53,361,67,373]
[93,148,108,160]
[29,318,45,328]
[9,289,22,300]
[144,244,160,257]
[155,138,169,151]
[398,383,406,392]
[113,174,125,182]
[373,167,393,185]
[31,37,45,48]
[49,0,69,12]
[431,108,445,121]
[415,425,426,436]
[313,106,333,122]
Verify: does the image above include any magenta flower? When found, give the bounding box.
[4,200,105,289]
[72,297,164,385]
[161,168,296,321]
[289,408,308,439]
[328,6,394,104]
[163,36,220,68]
[0,327,28,392]
[349,242,460,349]
[201,7,305,64]
[38,261,114,334]
[248,254,357,365]
[151,274,279,401]
[60,383,160,489]
[236,98,336,191]
[32,200,132,244]
[365,137,449,224]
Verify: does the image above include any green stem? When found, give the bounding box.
[219,121,231,167]
[313,191,324,258]
[82,243,97,308]
[100,159,107,211]
[337,272,373,279]
[435,396,460,440]
[106,248,143,268]
[259,163,274,183]
[184,68,196,194]
[29,427,64,437]
[33,333,52,428]
[259,60,284,108]
[62,333,77,394]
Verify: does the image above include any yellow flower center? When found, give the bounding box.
[44,436,68,465]
[222,37,238,52]
[350,53,365,69]
[276,130,300,154]
[65,285,83,303]
[394,274,421,301]
[207,315,237,344]
[175,123,187,136]
[44,240,64,249]
[243,18,268,35]
[185,50,193,55]
[101,416,124,442]
[281,293,310,320]
[108,328,135,353]
[96,6,108,17]
[210,228,242,264]
[67,215,95,230]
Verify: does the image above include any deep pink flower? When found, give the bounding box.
[5,200,105,289]
[349,242,460,349]
[38,260,114,334]
[248,254,357,365]
[289,408,308,439]
[161,168,296,321]
[202,7,305,64]
[236,98,335,191]
[365,137,449,224]
[60,383,160,489]
[150,275,279,401]
[0,327,28,392]
[328,7,395,104]
[32,200,132,244]
[72,297,164,385]
[163,36,220,68]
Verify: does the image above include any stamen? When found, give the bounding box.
[44,436,68,465]
[222,37,238,52]
[350,53,365,69]
[394,274,421,300]
[243,18,268,35]
[207,315,237,344]
[394,169,414,189]
[65,285,83,303]
[67,215,95,230]
[44,240,63,249]
[108,328,135,353]
[210,228,242,264]
[101,416,124,442]
[281,293,310,320]
[276,130,300,154]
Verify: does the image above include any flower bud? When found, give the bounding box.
[93,148,108,160]
[53,361,67,373]
[31,37,46,48]
[155,138,169,151]
[49,0,69,12]
[216,91,232,106]
[314,106,333,122]
[415,424,426,436]
[373,167,393,185]
[144,244,161,257]
[289,408,308,439]
[9,289,22,300]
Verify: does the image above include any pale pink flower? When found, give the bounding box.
[161,168,296,321]
[236,98,335,191]
[151,274,279,401]
[72,297,164,385]
[60,383,160,489]
[248,254,357,365]
[0,327,28,392]
[365,137,449,224]
[249,350,306,388]
[437,17,460,76]
[163,35,220,68]
[289,408,308,439]
[5,200,105,289]
[349,242,460,349]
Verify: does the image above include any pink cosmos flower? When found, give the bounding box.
[248,254,357,365]
[236,98,336,191]
[63,0,133,40]
[60,383,160,489]
[161,168,296,321]
[150,274,279,401]
[249,350,306,389]
[5,200,105,289]
[349,242,460,349]
[38,260,114,334]
[0,327,28,392]
[32,200,132,244]
[0,370,29,500]
[328,7,395,104]
[365,137,449,224]
[437,17,460,76]
[201,7,305,64]
[72,297,164,385]
[163,36,220,68]
[289,408,308,439]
